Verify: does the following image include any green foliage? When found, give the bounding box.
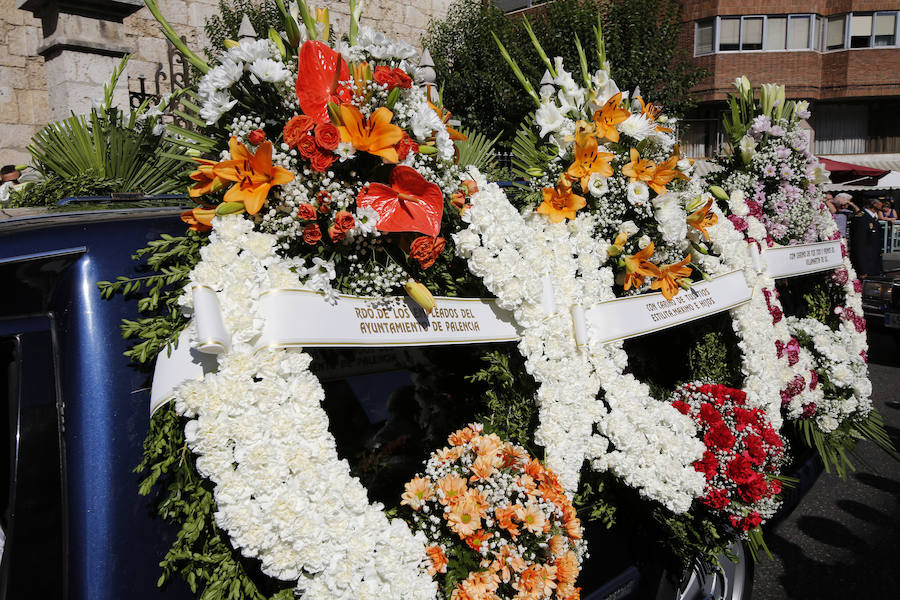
[423,0,707,142]
[98,232,207,364]
[6,171,124,207]
[204,0,283,58]
[466,350,541,453]
[454,127,501,173]
[139,405,294,600]
[23,56,192,206]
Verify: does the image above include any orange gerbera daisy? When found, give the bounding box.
[566,123,614,191]
[516,564,558,598]
[337,105,404,162]
[400,476,434,510]
[448,424,479,446]
[188,158,226,197]
[493,545,527,583]
[469,455,498,481]
[537,179,586,223]
[447,494,483,538]
[687,198,718,241]
[426,545,448,575]
[623,242,661,291]
[555,551,579,587]
[437,474,468,505]
[647,154,689,195]
[495,505,521,538]
[501,444,528,468]
[517,503,548,534]
[651,255,692,300]
[592,92,630,142]
[621,147,657,183]
[464,529,491,552]
[213,137,295,215]
[548,534,568,558]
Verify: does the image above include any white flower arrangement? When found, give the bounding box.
[171,216,437,599]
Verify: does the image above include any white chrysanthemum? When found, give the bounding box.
[228,39,275,63]
[617,113,656,141]
[249,58,291,83]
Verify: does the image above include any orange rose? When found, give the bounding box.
[409,235,445,269]
[297,202,317,221]
[396,133,419,161]
[284,115,315,147]
[310,149,337,172]
[334,210,355,232]
[314,122,340,151]
[302,223,322,244]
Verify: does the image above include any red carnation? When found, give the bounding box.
[702,488,731,509]
[733,407,755,431]
[744,435,766,465]
[297,202,317,221]
[302,223,322,245]
[314,122,340,151]
[768,479,782,495]
[693,451,719,481]
[699,402,722,425]
[395,132,419,161]
[248,129,266,145]
[705,422,736,452]
[409,235,446,270]
[725,455,754,484]
[671,400,691,415]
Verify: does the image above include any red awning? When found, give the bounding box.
[819,157,891,184]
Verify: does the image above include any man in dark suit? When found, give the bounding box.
[849,197,883,277]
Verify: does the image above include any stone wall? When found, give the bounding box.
[0,0,451,167]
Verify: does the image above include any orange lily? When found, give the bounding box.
[428,96,467,141]
[180,206,216,232]
[212,137,295,215]
[686,198,718,241]
[351,61,373,99]
[337,105,404,163]
[623,242,660,291]
[537,178,586,223]
[188,158,226,197]
[621,148,656,183]
[592,92,630,142]
[651,255,692,300]
[637,97,674,133]
[566,121,613,191]
[647,155,688,195]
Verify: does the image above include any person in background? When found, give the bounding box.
[849,197,884,277]
[832,192,858,238]
[0,165,21,184]
[878,198,897,223]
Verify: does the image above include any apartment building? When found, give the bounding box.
[678,0,900,173]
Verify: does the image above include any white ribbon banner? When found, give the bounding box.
[583,270,753,345]
[150,290,521,414]
[763,240,843,279]
[256,289,520,349]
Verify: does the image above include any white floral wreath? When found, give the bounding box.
[173,216,436,599]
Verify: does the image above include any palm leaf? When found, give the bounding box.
[455,127,500,172]
[511,115,555,179]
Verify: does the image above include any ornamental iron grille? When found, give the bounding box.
[127,37,192,129]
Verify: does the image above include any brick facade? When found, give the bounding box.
[679,0,900,102]
[0,0,449,166]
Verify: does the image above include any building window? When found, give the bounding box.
[788,15,812,49]
[766,17,787,50]
[875,12,898,46]
[850,14,874,48]
[719,17,740,51]
[813,16,824,51]
[826,15,846,50]
[696,19,715,55]
[742,17,764,50]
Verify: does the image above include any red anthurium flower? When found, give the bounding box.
[356,166,443,237]
[296,40,352,123]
